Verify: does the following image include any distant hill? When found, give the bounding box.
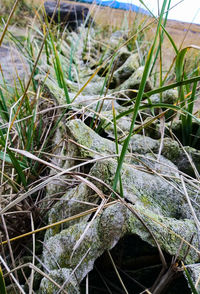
[74,0,149,14]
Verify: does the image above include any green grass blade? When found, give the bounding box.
[113,0,170,192]
[175,48,189,140]
[0,88,9,122]
[186,74,198,146]
[49,31,70,104]
[91,52,118,130]
[115,103,200,125]
[175,48,188,100]
[0,266,7,294]
[31,109,67,172]
[176,48,188,80]
[0,128,6,144]
[175,46,200,145]
[112,102,123,197]
[139,0,178,55]
[183,264,198,294]
[103,102,199,143]
[27,33,38,93]
[43,26,50,65]
[68,44,74,81]
[60,64,71,104]
[144,75,200,98]
[150,0,172,75]
[0,151,27,169]
[161,25,178,54]
[49,32,62,87]
[26,111,36,152]
[7,149,27,187]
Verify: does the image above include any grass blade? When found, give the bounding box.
[49,31,70,104]
[0,88,9,122]
[186,68,198,146]
[144,75,200,98]
[182,263,199,294]
[112,102,123,197]
[7,148,27,187]
[113,0,170,192]
[175,46,200,145]
[0,0,20,46]
[150,0,172,75]
[0,266,7,294]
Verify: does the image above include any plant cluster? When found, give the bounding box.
[0,0,200,293]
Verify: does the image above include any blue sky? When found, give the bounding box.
[118,0,200,24]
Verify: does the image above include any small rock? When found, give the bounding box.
[109,30,128,48]
[117,66,152,102]
[109,53,139,88]
[113,46,131,70]
[66,119,121,158]
[129,134,159,154]
[99,46,131,77]
[142,89,178,120]
[158,137,200,176]
[176,145,200,176]
[150,89,178,105]
[39,268,80,294]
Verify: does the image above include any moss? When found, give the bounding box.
[140,194,151,207]
[42,146,200,292]
[39,268,80,294]
[162,138,181,161]
[127,205,199,264]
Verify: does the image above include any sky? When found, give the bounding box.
[118,0,200,24]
